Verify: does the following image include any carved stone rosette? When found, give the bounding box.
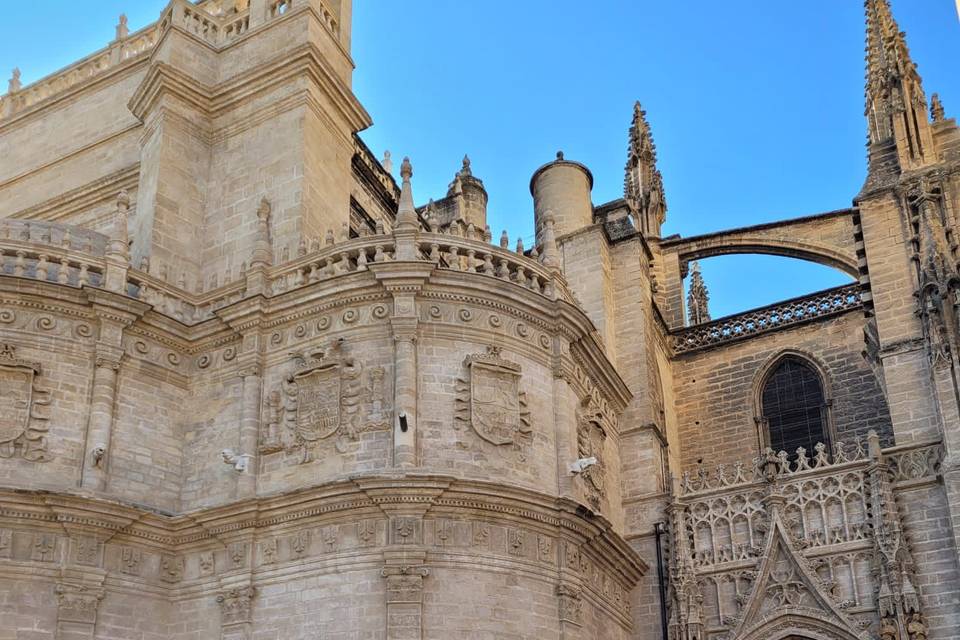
[454,345,532,459]
[266,339,389,461]
[0,343,52,461]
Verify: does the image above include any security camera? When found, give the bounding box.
[569,457,598,474]
[221,449,252,472]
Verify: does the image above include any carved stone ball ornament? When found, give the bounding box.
[454,345,532,460]
[0,343,52,462]
[268,338,389,461]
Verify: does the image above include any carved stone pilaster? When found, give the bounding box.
[55,582,105,638]
[216,585,256,640]
[381,564,429,640]
[557,582,583,631]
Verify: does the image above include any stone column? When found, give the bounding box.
[237,365,262,498]
[391,308,418,469]
[81,346,122,491]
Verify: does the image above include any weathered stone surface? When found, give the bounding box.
[1,1,959,639]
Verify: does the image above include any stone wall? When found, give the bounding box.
[671,310,894,472]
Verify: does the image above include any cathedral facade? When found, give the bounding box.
[0,1,958,638]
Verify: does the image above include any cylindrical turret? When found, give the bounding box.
[530,151,594,246]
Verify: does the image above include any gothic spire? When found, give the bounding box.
[686,261,710,326]
[863,0,936,174]
[624,101,666,237]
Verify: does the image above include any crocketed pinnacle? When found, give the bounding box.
[687,262,710,326]
[864,0,924,144]
[624,101,667,233]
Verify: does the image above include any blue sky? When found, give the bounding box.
[2,1,958,318]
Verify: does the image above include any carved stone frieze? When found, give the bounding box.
[454,345,532,459]
[264,339,389,460]
[556,583,583,626]
[0,344,52,462]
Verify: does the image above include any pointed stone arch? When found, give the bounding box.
[750,350,836,457]
[728,504,869,640]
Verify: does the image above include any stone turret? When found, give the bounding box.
[530,151,594,247]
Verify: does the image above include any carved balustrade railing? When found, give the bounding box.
[1,217,577,325]
[0,239,106,289]
[672,284,862,354]
[266,233,396,294]
[0,0,342,120]
[0,24,161,119]
[416,232,574,303]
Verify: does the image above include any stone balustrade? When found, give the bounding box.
[417,231,571,302]
[1,219,572,325]
[0,24,160,119]
[0,239,106,289]
[672,283,862,354]
[267,233,396,295]
[0,0,342,121]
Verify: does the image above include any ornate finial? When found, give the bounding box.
[541,210,561,271]
[686,261,710,325]
[461,154,472,176]
[395,157,417,230]
[8,68,21,93]
[930,93,945,123]
[116,14,129,41]
[556,151,564,161]
[107,190,131,260]
[251,197,273,267]
[500,230,509,249]
[382,150,393,174]
[257,197,271,221]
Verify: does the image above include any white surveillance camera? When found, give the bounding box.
[569,457,598,474]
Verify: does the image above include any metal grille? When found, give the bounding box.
[762,358,828,457]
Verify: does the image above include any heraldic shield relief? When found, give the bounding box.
[268,339,389,461]
[455,346,532,458]
[0,344,52,462]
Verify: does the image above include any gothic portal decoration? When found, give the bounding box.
[262,339,389,461]
[454,346,532,459]
[575,396,607,509]
[0,343,52,462]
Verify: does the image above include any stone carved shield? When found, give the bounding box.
[0,366,32,443]
[293,364,341,442]
[470,361,522,446]
[0,344,50,462]
[455,346,531,455]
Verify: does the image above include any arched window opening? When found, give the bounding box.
[761,357,830,459]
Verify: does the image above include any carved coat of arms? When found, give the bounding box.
[576,397,607,509]
[262,339,389,461]
[0,344,51,462]
[455,346,532,458]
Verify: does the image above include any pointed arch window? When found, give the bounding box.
[760,357,830,458]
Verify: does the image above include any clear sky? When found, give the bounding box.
[2,1,958,318]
